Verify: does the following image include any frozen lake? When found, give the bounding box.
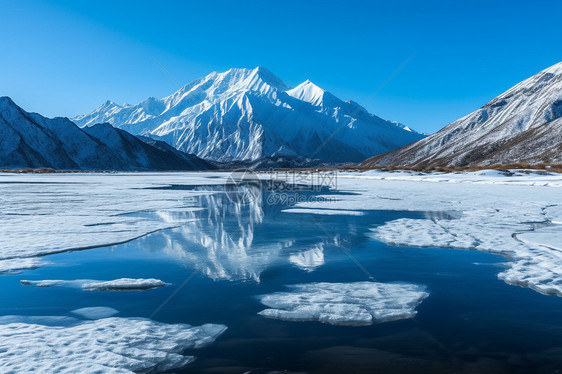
[1,170,562,373]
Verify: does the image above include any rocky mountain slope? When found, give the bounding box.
[0,97,212,171]
[361,62,562,168]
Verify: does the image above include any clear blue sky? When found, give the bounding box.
[1,0,561,133]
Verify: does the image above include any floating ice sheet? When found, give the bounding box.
[71,307,119,319]
[21,278,168,291]
[258,282,429,325]
[82,278,168,291]
[0,316,227,373]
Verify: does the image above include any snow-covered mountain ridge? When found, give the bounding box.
[74,67,425,163]
[362,61,562,167]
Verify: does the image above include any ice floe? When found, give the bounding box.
[257,281,429,325]
[20,279,75,287]
[20,278,168,291]
[71,307,119,319]
[82,278,168,291]
[0,316,227,373]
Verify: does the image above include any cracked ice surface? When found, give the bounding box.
[0,317,227,373]
[277,170,562,296]
[258,282,429,325]
[0,172,229,273]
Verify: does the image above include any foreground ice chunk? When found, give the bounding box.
[0,317,227,373]
[258,282,429,325]
[71,307,119,319]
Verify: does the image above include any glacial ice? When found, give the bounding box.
[258,282,429,325]
[0,317,227,373]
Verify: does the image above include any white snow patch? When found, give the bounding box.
[258,281,428,325]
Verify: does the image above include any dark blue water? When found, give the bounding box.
[2,184,562,373]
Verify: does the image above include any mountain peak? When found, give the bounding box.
[286,79,335,107]
[179,66,289,95]
[542,60,562,75]
[100,100,119,109]
[247,66,289,91]
[0,96,18,110]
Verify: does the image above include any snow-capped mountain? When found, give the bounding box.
[361,61,562,168]
[0,97,212,171]
[74,67,424,163]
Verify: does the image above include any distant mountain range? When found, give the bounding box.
[361,61,562,168]
[4,62,560,172]
[0,97,212,171]
[74,67,424,163]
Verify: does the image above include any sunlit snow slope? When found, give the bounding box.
[74,67,424,162]
[362,61,562,167]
